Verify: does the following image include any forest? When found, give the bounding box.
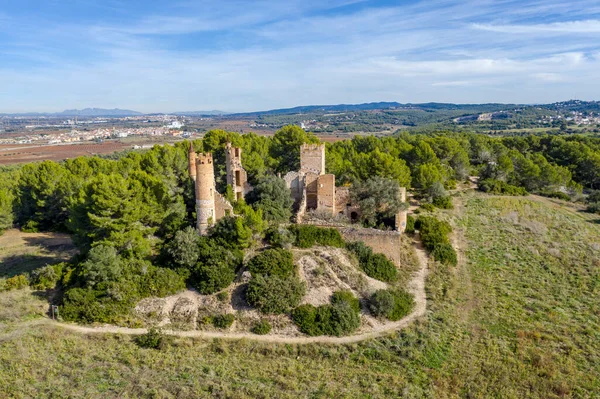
[0,126,599,331]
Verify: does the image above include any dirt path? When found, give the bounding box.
[45,242,429,345]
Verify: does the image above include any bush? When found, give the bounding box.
[369,289,415,321]
[346,241,397,283]
[325,302,360,336]
[431,243,458,266]
[405,215,416,235]
[136,328,164,349]
[265,226,295,249]
[369,290,395,317]
[432,196,453,209]
[216,291,229,302]
[540,191,571,201]
[587,202,600,214]
[416,216,452,251]
[139,266,186,298]
[247,248,295,278]
[387,289,415,321]
[331,290,360,313]
[292,302,360,337]
[292,304,321,335]
[478,179,528,196]
[420,203,435,212]
[246,274,306,314]
[251,320,272,335]
[288,225,345,248]
[30,264,63,290]
[212,313,235,329]
[3,274,29,291]
[192,262,236,295]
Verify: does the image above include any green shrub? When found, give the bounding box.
[292,302,360,337]
[212,313,235,329]
[405,215,416,235]
[216,291,229,302]
[587,202,600,214]
[346,241,397,283]
[292,304,321,335]
[288,225,345,248]
[540,191,571,201]
[251,320,272,335]
[247,248,295,278]
[265,226,295,248]
[478,179,528,196]
[30,264,63,290]
[331,290,360,313]
[420,203,435,212]
[246,274,306,314]
[191,262,236,295]
[139,266,186,298]
[432,196,453,209]
[387,289,415,321]
[369,289,415,321]
[324,302,360,336]
[3,274,29,291]
[136,328,164,349]
[416,216,452,251]
[369,290,395,318]
[431,243,458,266]
[444,179,457,190]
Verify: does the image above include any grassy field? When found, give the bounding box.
[0,229,77,277]
[0,193,599,398]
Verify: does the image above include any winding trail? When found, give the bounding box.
[46,241,429,345]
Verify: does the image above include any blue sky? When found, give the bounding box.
[1,0,600,113]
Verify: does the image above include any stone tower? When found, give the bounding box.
[188,143,197,182]
[195,153,216,235]
[225,142,248,201]
[300,143,326,175]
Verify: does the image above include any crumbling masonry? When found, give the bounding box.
[188,145,234,235]
[190,142,407,234]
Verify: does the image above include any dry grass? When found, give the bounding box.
[1,193,599,398]
[0,229,77,277]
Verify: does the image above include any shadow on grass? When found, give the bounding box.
[0,254,59,278]
[22,235,75,253]
[231,283,251,311]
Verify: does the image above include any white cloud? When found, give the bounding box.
[472,20,600,34]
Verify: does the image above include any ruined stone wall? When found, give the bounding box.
[334,186,360,220]
[337,227,403,265]
[188,145,197,182]
[284,171,304,208]
[395,187,408,233]
[316,174,335,214]
[214,192,234,220]
[304,172,320,210]
[225,143,250,200]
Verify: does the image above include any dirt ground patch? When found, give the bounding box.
[0,229,77,277]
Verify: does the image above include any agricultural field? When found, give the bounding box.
[1,191,598,398]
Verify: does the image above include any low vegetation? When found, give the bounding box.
[288,225,345,248]
[415,216,458,266]
[292,290,361,336]
[369,288,415,321]
[346,241,398,282]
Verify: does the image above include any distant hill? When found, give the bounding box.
[171,110,228,116]
[230,102,404,116]
[57,108,142,117]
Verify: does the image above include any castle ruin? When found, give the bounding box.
[189,141,407,234]
[189,145,234,235]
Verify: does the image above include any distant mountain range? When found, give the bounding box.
[2,100,599,118]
